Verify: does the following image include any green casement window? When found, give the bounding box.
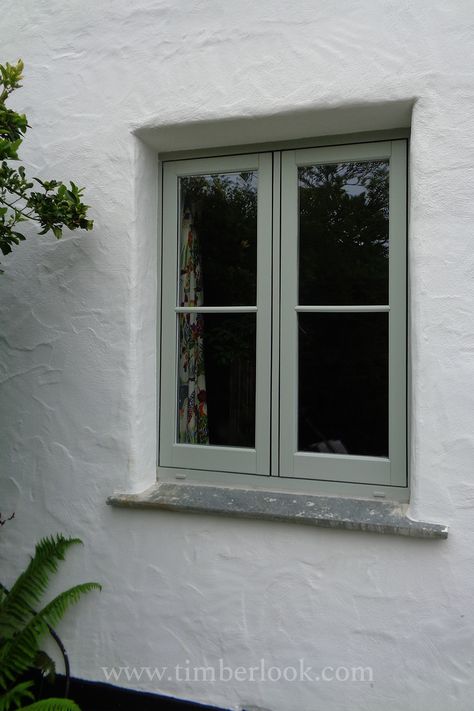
[159,139,407,493]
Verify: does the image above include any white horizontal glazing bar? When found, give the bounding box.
[175,306,258,313]
[295,305,390,313]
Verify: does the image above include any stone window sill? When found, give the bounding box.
[107,483,448,539]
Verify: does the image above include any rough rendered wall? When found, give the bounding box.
[1,2,474,710]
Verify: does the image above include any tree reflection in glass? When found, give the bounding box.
[298,161,389,305]
[177,173,257,448]
[180,172,257,307]
[297,160,390,457]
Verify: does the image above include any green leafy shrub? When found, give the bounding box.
[0,60,93,270]
[0,534,101,710]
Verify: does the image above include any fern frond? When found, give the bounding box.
[0,583,101,686]
[0,681,34,711]
[0,625,42,686]
[17,699,81,711]
[33,583,102,631]
[0,536,83,638]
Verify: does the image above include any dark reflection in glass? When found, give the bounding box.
[177,313,256,448]
[298,313,388,457]
[180,172,257,307]
[298,160,389,305]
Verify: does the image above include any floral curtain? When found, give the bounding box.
[178,208,209,444]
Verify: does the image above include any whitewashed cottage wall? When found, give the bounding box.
[1,2,474,710]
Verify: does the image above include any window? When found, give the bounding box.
[159,139,407,497]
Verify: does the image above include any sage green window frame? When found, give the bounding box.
[159,139,408,491]
[280,141,407,487]
[160,153,273,475]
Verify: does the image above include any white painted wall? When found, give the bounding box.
[1,2,474,709]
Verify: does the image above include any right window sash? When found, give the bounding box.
[279,140,407,486]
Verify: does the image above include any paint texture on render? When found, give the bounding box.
[1,2,474,710]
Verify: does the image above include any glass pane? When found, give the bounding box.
[298,160,389,305]
[179,172,257,307]
[298,313,388,457]
[177,313,256,448]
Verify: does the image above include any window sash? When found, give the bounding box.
[279,140,407,486]
[159,153,273,475]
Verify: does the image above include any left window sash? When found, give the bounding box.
[159,153,273,475]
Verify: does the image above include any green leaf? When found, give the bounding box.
[0,242,12,255]
[0,532,101,703]
[0,536,83,639]
[0,582,101,687]
[16,699,81,711]
[0,681,34,711]
[0,59,93,271]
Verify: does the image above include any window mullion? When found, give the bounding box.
[270,151,281,477]
[254,152,273,476]
[279,150,299,478]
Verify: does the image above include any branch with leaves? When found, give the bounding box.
[0,60,93,270]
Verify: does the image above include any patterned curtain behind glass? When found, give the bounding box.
[178,209,209,444]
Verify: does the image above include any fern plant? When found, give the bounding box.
[0,534,101,711]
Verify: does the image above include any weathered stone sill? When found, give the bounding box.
[107,483,448,539]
